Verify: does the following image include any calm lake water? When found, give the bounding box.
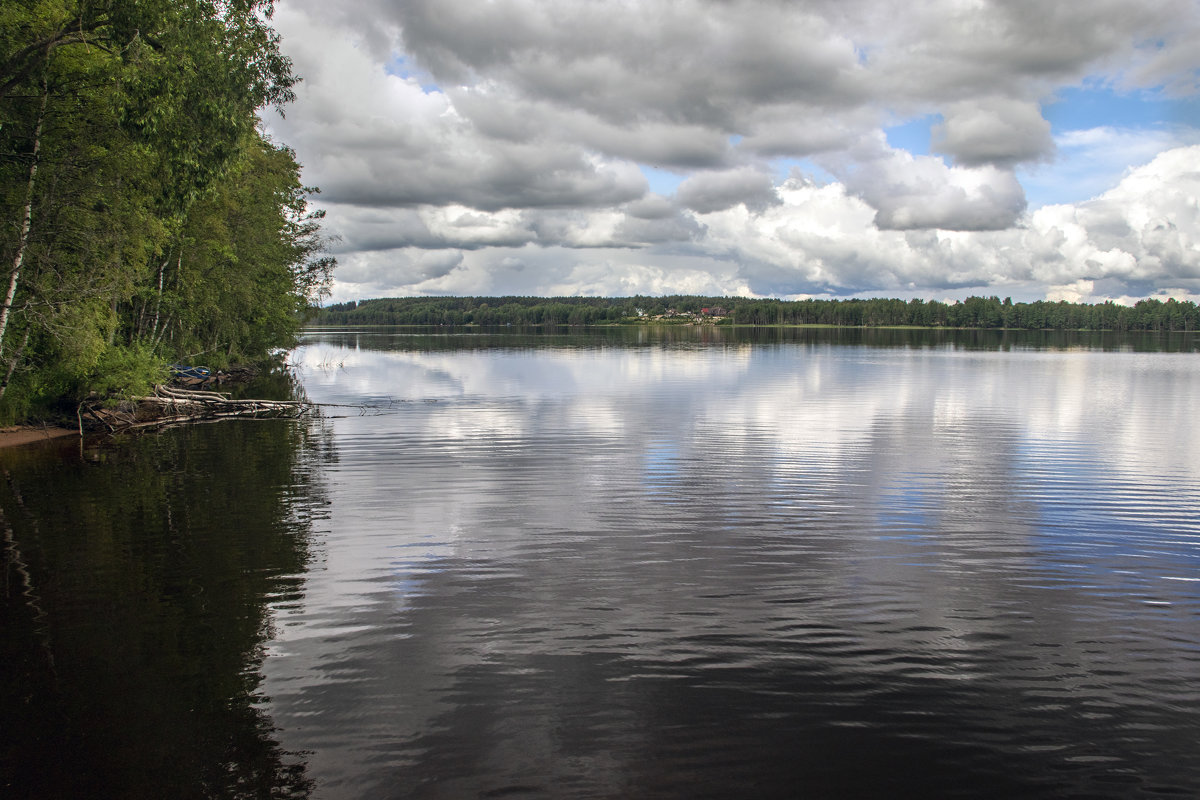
[4,327,1200,798]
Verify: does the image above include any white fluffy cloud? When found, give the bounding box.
[265,0,1200,303]
[711,145,1200,298]
[821,134,1029,231]
[1030,146,1200,282]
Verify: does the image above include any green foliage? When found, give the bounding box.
[83,344,169,402]
[0,0,332,422]
[316,295,1200,333]
[0,338,166,423]
[120,131,335,366]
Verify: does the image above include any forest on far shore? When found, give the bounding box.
[315,295,1200,332]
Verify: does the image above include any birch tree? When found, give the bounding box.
[0,0,330,419]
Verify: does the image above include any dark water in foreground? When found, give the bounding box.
[4,327,1200,798]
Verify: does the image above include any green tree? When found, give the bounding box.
[0,0,328,421]
[126,131,333,363]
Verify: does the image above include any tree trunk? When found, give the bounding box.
[0,327,32,403]
[149,252,172,341]
[152,314,172,349]
[0,73,48,360]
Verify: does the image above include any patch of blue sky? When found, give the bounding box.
[1020,85,1200,208]
[1017,132,1158,209]
[869,86,1198,209]
[384,54,440,93]
[884,114,938,156]
[656,84,1198,208]
[639,165,686,196]
[1043,84,1200,132]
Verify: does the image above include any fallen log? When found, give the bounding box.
[77,385,404,434]
[81,385,315,433]
[156,385,230,402]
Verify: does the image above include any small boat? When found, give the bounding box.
[169,364,214,386]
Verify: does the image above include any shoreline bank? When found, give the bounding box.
[0,426,78,449]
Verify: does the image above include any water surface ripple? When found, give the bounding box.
[270,331,1200,796]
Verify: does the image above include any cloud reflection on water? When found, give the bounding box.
[265,331,1200,798]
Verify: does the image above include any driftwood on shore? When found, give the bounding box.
[81,384,313,433]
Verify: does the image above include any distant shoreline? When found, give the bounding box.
[313,295,1200,332]
[304,320,1198,332]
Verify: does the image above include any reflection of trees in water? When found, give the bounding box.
[304,324,1200,354]
[0,413,333,799]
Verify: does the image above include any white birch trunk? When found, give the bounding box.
[0,76,48,360]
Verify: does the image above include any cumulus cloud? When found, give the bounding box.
[265,0,1200,302]
[1032,145,1200,282]
[318,145,1200,304]
[1019,125,1200,208]
[825,136,1028,230]
[266,7,647,213]
[325,248,467,299]
[933,97,1055,166]
[612,210,707,247]
[717,144,1200,298]
[676,167,782,214]
[391,0,869,128]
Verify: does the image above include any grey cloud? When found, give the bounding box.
[932,98,1055,167]
[412,251,467,281]
[870,177,1027,231]
[622,194,677,221]
[870,0,1194,103]
[282,0,1199,187]
[321,208,450,253]
[613,195,709,246]
[272,1,1200,301]
[613,213,707,246]
[571,121,734,171]
[739,106,880,158]
[985,0,1191,81]
[329,248,465,291]
[521,210,608,248]
[1141,218,1195,275]
[265,10,650,214]
[315,139,647,212]
[325,201,700,254]
[384,0,1195,144]
[454,90,736,170]
[320,205,536,252]
[1075,204,1135,250]
[520,206,706,249]
[395,0,869,128]
[826,138,1028,231]
[677,168,782,214]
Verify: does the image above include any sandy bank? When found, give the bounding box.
[0,426,78,449]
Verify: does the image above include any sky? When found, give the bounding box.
[262,0,1200,304]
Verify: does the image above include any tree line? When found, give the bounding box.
[316,295,1200,332]
[0,1,333,423]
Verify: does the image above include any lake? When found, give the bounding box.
[4,326,1200,798]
